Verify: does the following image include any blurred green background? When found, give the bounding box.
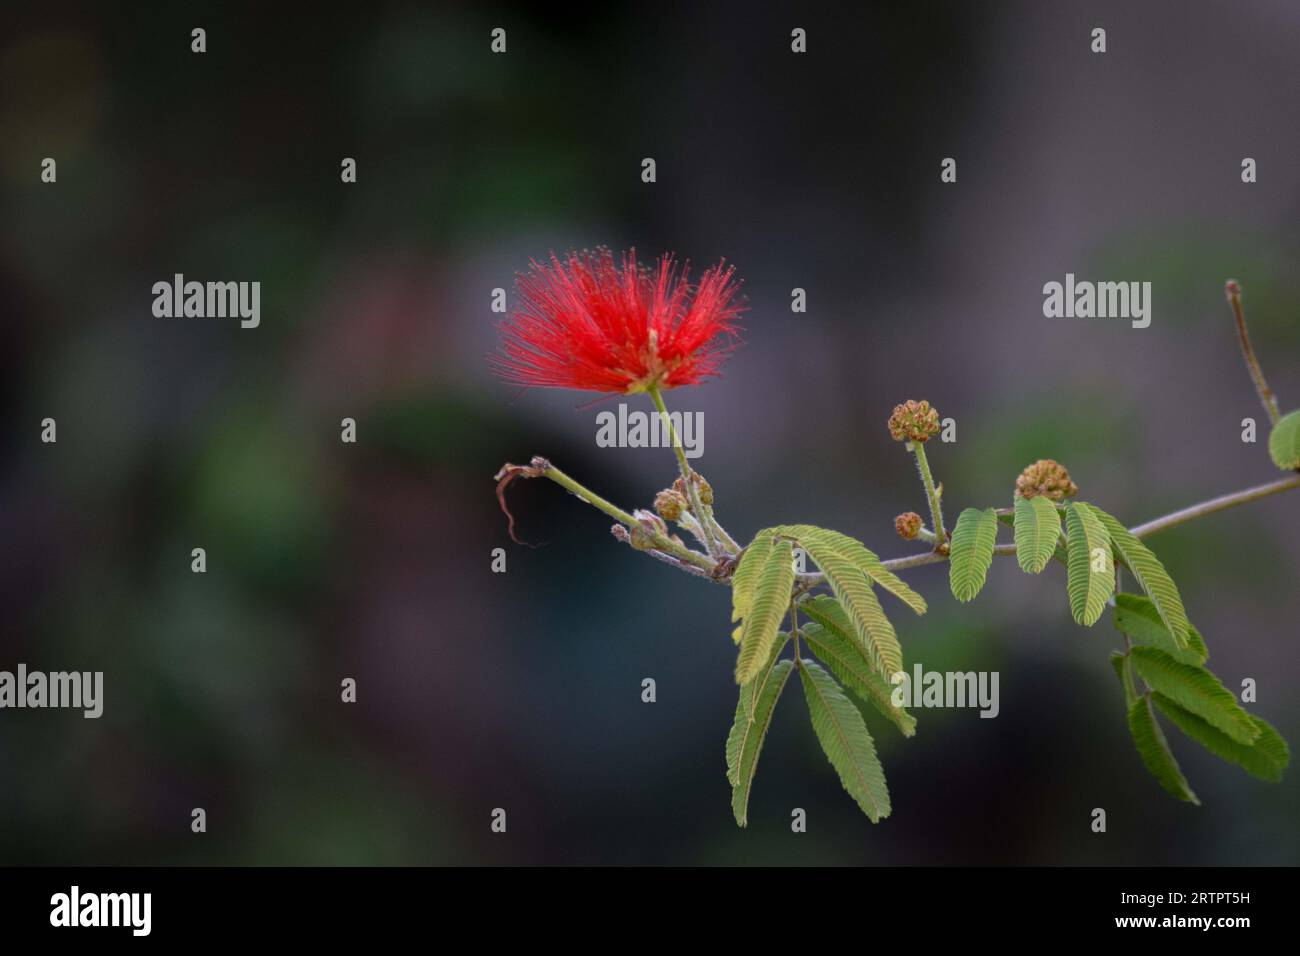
[2,1,1297,864]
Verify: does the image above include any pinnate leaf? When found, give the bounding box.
[1267,408,1300,470]
[1127,695,1199,804]
[948,507,999,603]
[726,648,794,826]
[799,659,891,822]
[1064,501,1113,626]
[1151,694,1289,784]
[734,539,795,685]
[772,526,903,682]
[731,531,776,642]
[1111,651,1137,705]
[1013,495,1061,574]
[1113,593,1206,665]
[778,525,926,614]
[1129,647,1258,745]
[1093,508,1189,651]
[800,597,916,737]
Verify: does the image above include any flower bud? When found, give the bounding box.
[888,400,941,443]
[1014,459,1079,501]
[631,529,658,550]
[671,473,714,508]
[654,488,688,521]
[633,508,668,537]
[894,511,923,540]
[693,473,714,506]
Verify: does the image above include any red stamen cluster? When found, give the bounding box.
[492,248,744,393]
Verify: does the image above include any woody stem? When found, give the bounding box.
[539,460,716,572]
[1125,474,1300,538]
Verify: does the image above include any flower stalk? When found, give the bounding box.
[910,441,947,551]
[1226,280,1281,425]
[646,382,737,557]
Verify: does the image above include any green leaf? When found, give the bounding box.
[1129,647,1259,745]
[1064,501,1113,626]
[1267,408,1300,470]
[1001,505,1069,567]
[834,536,928,615]
[798,659,891,822]
[1013,495,1061,574]
[778,525,926,615]
[734,539,795,686]
[800,599,916,737]
[948,507,999,603]
[726,653,795,826]
[1111,651,1137,705]
[740,632,791,722]
[1092,509,1189,651]
[773,526,903,682]
[728,633,787,778]
[731,531,776,642]
[1113,593,1207,665]
[860,557,927,616]
[1152,693,1289,784]
[1127,695,1199,804]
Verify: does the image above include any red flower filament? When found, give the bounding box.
[492,248,744,394]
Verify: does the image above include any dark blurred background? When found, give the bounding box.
[2,1,1297,865]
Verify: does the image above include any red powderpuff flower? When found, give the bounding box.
[492,248,744,394]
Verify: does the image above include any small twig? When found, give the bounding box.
[501,454,1299,589]
[634,541,717,579]
[709,515,743,554]
[797,476,1300,587]
[1226,280,1281,425]
[494,456,716,573]
[1126,474,1300,538]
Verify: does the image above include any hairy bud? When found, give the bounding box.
[694,473,714,506]
[671,472,714,508]
[894,511,923,540]
[654,489,687,521]
[633,508,668,536]
[1015,459,1079,501]
[888,400,941,443]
